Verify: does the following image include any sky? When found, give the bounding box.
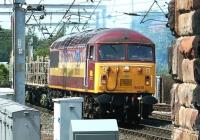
[0,0,172,72]
[0,0,170,31]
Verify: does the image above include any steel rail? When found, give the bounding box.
[120,124,172,140]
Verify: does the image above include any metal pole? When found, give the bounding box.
[13,0,25,104]
[28,37,33,60]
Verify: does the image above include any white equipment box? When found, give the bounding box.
[70,119,119,140]
[53,97,83,140]
[0,88,14,100]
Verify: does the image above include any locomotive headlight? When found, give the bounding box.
[146,81,150,86]
[101,74,107,84]
[145,75,151,86]
[137,67,143,73]
[103,66,109,72]
[124,66,130,72]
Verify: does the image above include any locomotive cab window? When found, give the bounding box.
[128,45,153,61]
[99,44,125,60]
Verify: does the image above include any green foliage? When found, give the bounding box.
[33,39,51,60]
[25,33,39,50]
[33,31,65,60]
[0,27,65,61]
[0,29,12,62]
[0,64,10,87]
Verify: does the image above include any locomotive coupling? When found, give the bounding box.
[138,95,158,119]
[140,95,158,105]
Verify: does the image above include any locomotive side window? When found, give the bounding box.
[128,45,153,61]
[99,44,125,60]
[50,51,59,68]
[88,45,95,60]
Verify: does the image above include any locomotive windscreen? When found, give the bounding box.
[99,44,125,60]
[98,44,153,61]
[50,51,59,68]
[127,45,153,61]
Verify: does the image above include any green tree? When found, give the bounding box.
[33,38,51,60]
[0,64,9,87]
[33,30,65,60]
[0,29,12,62]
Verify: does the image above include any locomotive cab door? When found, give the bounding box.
[84,44,95,90]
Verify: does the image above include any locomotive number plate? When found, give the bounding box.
[120,79,132,86]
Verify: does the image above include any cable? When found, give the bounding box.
[140,1,156,24]
[54,15,72,38]
[71,24,80,33]
[25,10,34,24]
[82,0,102,30]
[50,0,76,37]
[32,14,46,39]
[155,1,166,16]
[140,0,167,24]
[103,0,167,6]
[38,0,44,4]
[111,0,116,14]
[140,19,167,23]
[69,4,81,34]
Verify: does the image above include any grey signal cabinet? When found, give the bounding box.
[70,119,119,140]
[0,98,40,140]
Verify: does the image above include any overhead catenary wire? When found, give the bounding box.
[55,15,72,36]
[61,1,102,32]
[70,4,81,33]
[50,0,76,37]
[82,0,102,30]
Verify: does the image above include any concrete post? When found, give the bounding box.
[13,0,25,104]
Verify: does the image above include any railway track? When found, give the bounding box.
[120,124,172,140]
[150,111,171,121]
[151,104,172,121]
[153,104,171,112]
[28,103,172,140]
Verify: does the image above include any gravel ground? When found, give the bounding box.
[41,111,53,140]
[40,110,142,140]
[119,134,147,140]
[40,110,172,140]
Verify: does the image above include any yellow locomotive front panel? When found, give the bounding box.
[95,63,155,94]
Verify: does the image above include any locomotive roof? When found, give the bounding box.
[51,28,154,49]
